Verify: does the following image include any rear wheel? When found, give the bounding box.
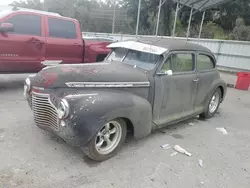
[200,88,222,119]
[82,118,127,161]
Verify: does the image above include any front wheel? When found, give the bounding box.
[200,88,222,119]
[82,118,127,161]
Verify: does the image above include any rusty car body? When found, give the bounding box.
[24,38,227,161]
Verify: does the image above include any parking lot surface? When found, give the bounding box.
[0,74,250,188]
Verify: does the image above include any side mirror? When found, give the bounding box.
[157,70,173,76]
[0,23,14,33]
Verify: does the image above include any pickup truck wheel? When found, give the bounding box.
[200,88,222,119]
[83,118,127,161]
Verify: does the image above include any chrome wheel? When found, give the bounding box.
[95,121,122,155]
[209,93,220,113]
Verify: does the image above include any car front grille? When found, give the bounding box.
[32,93,59,131]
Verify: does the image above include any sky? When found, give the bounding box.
[0,0,45,6]
[0,0,15,6]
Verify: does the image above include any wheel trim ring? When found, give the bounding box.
[209,93,220,113]
[95,120,122,155]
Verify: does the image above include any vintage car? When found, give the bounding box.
[24,38,227,161]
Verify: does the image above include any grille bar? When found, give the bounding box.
[32,92,59,131]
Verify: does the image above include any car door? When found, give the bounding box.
[0,13,45,73]
[153,51,198,127]
[44,16,83,66]
[195,53,217,112]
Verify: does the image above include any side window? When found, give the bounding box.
[48,18,77,39]
[162,53,194,73]
[197,54,215,70]
[162,58,171,71]
[6,14,41,36]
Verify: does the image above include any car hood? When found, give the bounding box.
[32,62,150,88]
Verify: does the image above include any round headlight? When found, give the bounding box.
[57,99,69,119]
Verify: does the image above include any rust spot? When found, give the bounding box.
[61,67,80,73]
[37,72,58,87]
[80,67,102,75]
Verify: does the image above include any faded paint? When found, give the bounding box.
[25,39,227,149]
[107,41,168,55]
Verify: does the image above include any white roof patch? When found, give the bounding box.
[107,41,167,55]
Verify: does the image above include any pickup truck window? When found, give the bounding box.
[5,14,41,36]
[48,18,77,39]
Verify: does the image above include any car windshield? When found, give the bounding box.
[107,48,160,70]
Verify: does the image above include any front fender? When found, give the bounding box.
[65,91,152,146]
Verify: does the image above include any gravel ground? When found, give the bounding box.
[0,74,250,188]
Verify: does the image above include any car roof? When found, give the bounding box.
[133,37,212,54]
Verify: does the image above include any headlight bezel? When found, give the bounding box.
[57,99,69,119]
[24,78,31,97]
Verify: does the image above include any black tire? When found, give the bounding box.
[82,118,127,162]
[200,88,222,119]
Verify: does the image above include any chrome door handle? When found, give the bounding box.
[193,79,199,82]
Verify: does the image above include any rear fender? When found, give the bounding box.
[205,78,227,103]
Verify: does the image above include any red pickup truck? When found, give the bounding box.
[0,7,112,73]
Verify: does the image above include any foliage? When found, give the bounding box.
[215,0,250,31]
[11,0,43,10]
[230,18,250,41]
[200,21,230,40]
[9,0,250,41]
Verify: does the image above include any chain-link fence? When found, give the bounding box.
[78,6,130,34]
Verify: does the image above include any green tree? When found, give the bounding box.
[10,0,43,10]
[230,18,250,41]
[215,0,250,31]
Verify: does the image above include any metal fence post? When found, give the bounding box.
[186,6,193,39]
[136,0,142,37]
[156,0,162,36]
[112,1,116,34]
[172,2,179,38]
[198,11,206,39]
[217,41,222,61]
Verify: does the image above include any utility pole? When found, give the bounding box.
[112,0,116,34]
[136,0,142,36]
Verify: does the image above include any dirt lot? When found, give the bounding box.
[0,74,250,188]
